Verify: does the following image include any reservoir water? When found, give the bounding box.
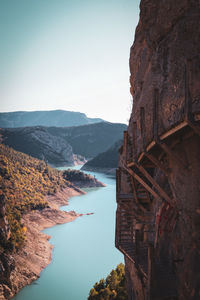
[13,168,123,300]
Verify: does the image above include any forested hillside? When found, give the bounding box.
[0,144,68,252]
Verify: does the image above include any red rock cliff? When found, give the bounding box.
[116,1,200,299]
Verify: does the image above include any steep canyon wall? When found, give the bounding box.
[116,1,200,299]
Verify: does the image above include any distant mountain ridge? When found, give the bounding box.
[46,122,126,158]
[0,110,104,128]
[0,122,127,166]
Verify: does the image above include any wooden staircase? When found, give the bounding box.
[131,171,151,208]
[115,205,135,263]
[115,73,200,298]
[116,197,150,277]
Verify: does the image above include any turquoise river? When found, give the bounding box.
[13,167,123,300]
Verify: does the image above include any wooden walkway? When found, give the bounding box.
[116,81,200,297]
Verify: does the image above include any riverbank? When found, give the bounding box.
[81,165,116,176]
[10,169,123,300]
[62,169,106,188]
[0,187,84,300]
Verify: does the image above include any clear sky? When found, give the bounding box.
[0,0,140,124]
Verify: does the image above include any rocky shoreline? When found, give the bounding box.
[81,165,116,176]
[0,187,85,300]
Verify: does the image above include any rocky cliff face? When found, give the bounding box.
[116,1,200,299]
[129,0,200,155]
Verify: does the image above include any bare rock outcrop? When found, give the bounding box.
[116,1,200,300]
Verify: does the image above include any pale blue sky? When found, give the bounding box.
[0,0,140,123]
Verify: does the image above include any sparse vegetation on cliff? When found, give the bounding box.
[0,144,68,251]
[88,263,127,300]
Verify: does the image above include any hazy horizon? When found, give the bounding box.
[0,108,125,124]
[0,0,140,124]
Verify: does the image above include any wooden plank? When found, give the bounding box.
[118,193,134,200]
[145,186,151,203]
[160,121,188,140]
[120,213,133,218]
[142,162,156,168]
[157,140,188,169]
[158,138,179,161]
[139,197,151,204]
[122,244,134,248]
[137,164,172,204]
[146,140,156,152]
[126,160,170,202]
[144,152,169,176]
[127,161,134,167]
[138,151,145,163]
[120,203,133,212]
[138,264,148,278]
[138,152,157,168]
[120,234,132,238]
[125,167,161,201]
[137,192,149,198]
[118,245,135,264]
[120,230,132,234]
[130,176,147,212]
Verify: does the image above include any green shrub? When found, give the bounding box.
[88,264,128,300]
